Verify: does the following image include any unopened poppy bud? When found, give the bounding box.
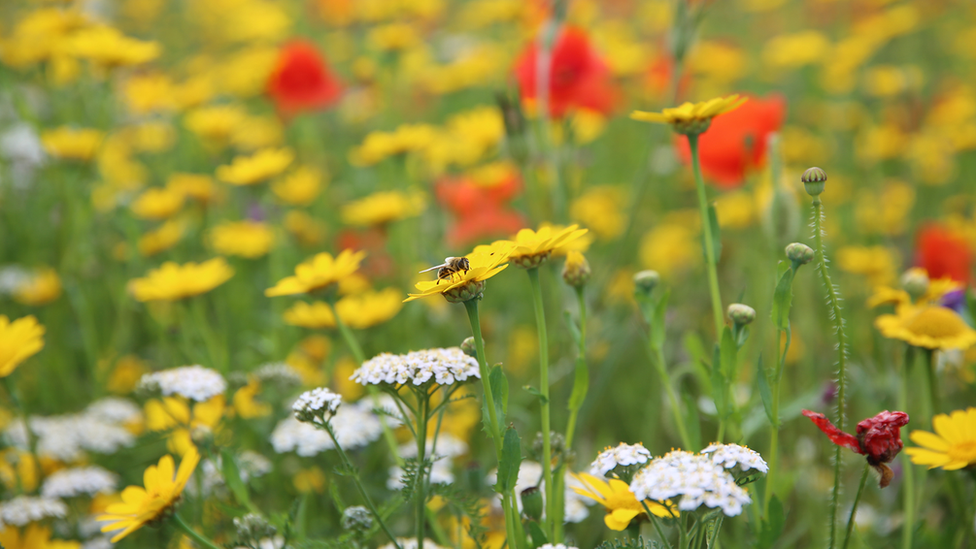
[801,167,827,197]
[460,337,477,358]
[727,303,756,326]
[900,268,929,300]
[562,251,591,288]
[785,242,814,266]
[633,270,660,295]
[520,486,544,521]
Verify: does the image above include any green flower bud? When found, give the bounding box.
[562,251,591,288]
[633,270,661,295]
[785,242,814,266]
[460,337,477,358]
[801,167,827,197]
[727,303,756,326]
[443,279,485,303]
[901,268,929,300]
[520,486,544,521]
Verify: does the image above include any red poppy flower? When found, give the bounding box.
[435,173,522,215]
[803,409,910,487]
[266,40,342,117]
[675,94,787,189]
[915,224,973,285]
[448,205,527,248]
[513,27,617,118]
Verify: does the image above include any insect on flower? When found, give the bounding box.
[419,257,471,285]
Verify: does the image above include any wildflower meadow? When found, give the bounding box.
[3,1,976,548]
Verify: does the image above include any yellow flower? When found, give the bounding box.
[184,104,247,144]
[367,23,421,51]
[631,95,747,134]
[0,315,44,378]
[129,258,234,302]
[138,219,185,257]
[107,355,150,394]
[145,396,224,456]
[266,250,366,297]
[639,223,699,279]
[875,304,976,350]
[217,148,294,186]
[836,246,899,287]
[231,114,284,151]
[572,473,673,531]
[0,524,79,549]
[40,127,104,161]
[209,221,275,259]
[406,245,512,303]
[97,447,200,542]
[122,73,177,115]
[131,187,185,220]
[284,210,327,247]
[570,187,625,240]
[282,301,335,329]
[13,268,61,306]
[906,408,976,470]
[342,190,425,227]
[498,224,589,268]
[233,379,271,419]
[272,166,324,206]
[167,173,219,204]
[284,288,404,329]
[293,466,326,493]
[349,124,438,166]
[0,449,38,494]
[761,31,830,69]
[68,25,161,68]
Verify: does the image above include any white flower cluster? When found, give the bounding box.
[387,459,455,490]
[351,348,480,387]
[0,495,67,527]
[539,544,580,549]
[41,466,118,498]
[271,400,382,456]
[82,537,114,549]
[254,362,303,387]
[380,539,447,549]
[292,387,343,423]
[4,399,138,462]
[589,442,652,476]
[190,452,273,497]
[139,365,227,402]
[701,443,769,473]
[397,433,468,459]
[486,461,593,523]
[629,450,753,517]
[85,397,143,425]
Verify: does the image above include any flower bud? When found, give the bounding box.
[633,270,661,295]
[234,513,276,542]
[785,242,814,266]
[900,267,929,300]
[801,167,827,197]
[511,252,551,269]
[727,303,756,326]
[341,506,374,531]
[460,337,477,358]
[562,251,591,288]
[443,279,485,303]
[520,486,544,521]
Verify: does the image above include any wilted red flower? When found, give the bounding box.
[803,409,910,487]
[915,224,973,285]
[675,94,786,189]
[513,27,617,118]
[266,40,342,117]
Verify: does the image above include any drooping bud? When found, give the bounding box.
[727,303,756,326]
[785,242,814,266]
[900,268,929,300]
[460,337,477,358]
[562,250,591,288]
[633,270,661,295]
[801,167,827,197]
[520,486,544,521]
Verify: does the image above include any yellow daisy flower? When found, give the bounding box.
[145,396,225,456]
[98,447,200,542]
[0,524,79,549]
[40,127,104,161]
[271,166,324,206]
[0,315,45,378]
[631,95,747,135]
[167,173,220,204]
[217,148,294,186]
[875,304,976,350]
[497,224,589,268]
[209,220,275,259]
[232,379,271,419]
[406,245,512,303]
[12,268,61,306]
[341,190,425,227]
[68,26,160,68]
[138,219,186,257]
[284,288,404,329]
[266,250,366,297]
[572,472,673,531]
[906,408,976,470]
[129,258,234,302]
[131,187,185,220]
[184,104,247,144]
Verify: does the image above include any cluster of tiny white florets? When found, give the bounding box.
[486,461,592,523]
[271,400,382,456]
[351,348,479,387]
[292,388,343,424]
[41,466,118,498]
[589,442,652,476]
[701,443,769,473]
[4,406,136,462]
[380,539,446,549]
[629,450,753,517]
[538,544,580,549]
[0,495,67,527]
[139,365,227,401]
[254,362,303,388]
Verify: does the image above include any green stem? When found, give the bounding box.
[527,268,554,538]
[564,286,587,449]
[191,297,225,373]
[416,395,428,549]
[652,345,693,451]
[812,197,847,549]
[842,464,871,549]
[687,134,725,337]
[924,349,939,424]
[643,503,674,549]
[900,345,915,549]
[173,512,224,549]
[766,326,791,514]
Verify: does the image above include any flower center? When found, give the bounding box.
[948,440,976,464]
[905,306,967,338]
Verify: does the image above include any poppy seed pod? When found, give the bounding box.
[801,167,827,197]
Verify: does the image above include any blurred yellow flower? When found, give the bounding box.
[284,210,327,247]
[217,148,294,186]
[856,123,908,164]
[272,166,325,206]
[131,187,185,220]
[41,127,104,161]
[570,186,625,240]
[906,408,976,470]
[214,46,278,98]
[367,23,421,51]
[129,258,234,302]
[266,250,366,297]
[836,246,899,287]
[862,64,924,98]
[139,219,185,257]
[184,104,247,144]
[122,73,178,115]
[714,191,756,230]
[639,223,699,279]
[0,524,79,549]
[145,396,225,455]
[342,190,425,227]
[13,268,61,306]
[0,449,38,494]
[349,124,438,166]
[233,379,271,419]
[687,41,747,84]
[854,182,915,236]
[762,31,830,69]
[107,355,150,394]
[293,466,326,493]
[232,115,285,151]
[68,25,161,68]
[331,357,363,400]
[406,246,511,303]
[875,304,976,350]
[209,220,275,259]
[631,95,747,133]
[0,315,45,378]
[572,472,673,530]
[284,288,404,329]
[167,173,219,204]
[97,448,200,542]
[500,224,589,267]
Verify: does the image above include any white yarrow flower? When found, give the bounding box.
[379,539,447,549]
[701,443,769,473]
[271,400,382,456]
[292,387,342,424]
[629,450,752,517]
[539,544,580,549]
[41,466,118,498]
[589,442,652,476]
[351,348,479,387]
[0,495,68,526]
[139,365,227,402]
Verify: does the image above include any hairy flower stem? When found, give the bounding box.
[900,345,915,549]
[416,396,429,549]
[812,197,848,549]
[687,135,725,337]
[842,464,871,549]
[174,513,224,549]
[527,267,555,538]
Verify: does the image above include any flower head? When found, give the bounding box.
[217,148,294,186]
[498,224,588,269]
[803,409,909,487]
[341,190,425,227]
[209,220,275,258]
[284,288,403,329]
[406,245,511,303]
[351,348,480,387]
[292,387,342,424]
[631,95,747,136]
[915,224,972,285]
[266,250,366,297]
[40,127,103,161]
[629,450,754,517]
[131,187,185,220]
[98,448,200,542]
[271,400,382,456]
[572,472,671,530]
[139,366,227,402]
[0,495,67,526]
[272,166,324,206]
[129,259,234,302]
[266,40,342,117]
[700,443,769,473]
[589,443,652,477]
[906,408,976,470]
[875,304,976,350]
[41,466,118,498]
[0,315,45,377]
[0,524,79,549]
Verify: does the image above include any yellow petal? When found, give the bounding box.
[909,430,949,451]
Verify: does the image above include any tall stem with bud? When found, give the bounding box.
[687,134,725,337]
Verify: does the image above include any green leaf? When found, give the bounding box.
[567,356,589,412]
[707,203,722,262]
[756,354,776,427]
[682,391,702,450]
[720,327,737,379]
[522,385,549,404]
[482,365,507,431]
[757,496,786,548]
[496,427,522,494]
[651,289,670,349]
[564,310,582,348]
[710,344,726,419]
[527,521,548,548]
[221,450,255,512]
[771,263,795,331]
